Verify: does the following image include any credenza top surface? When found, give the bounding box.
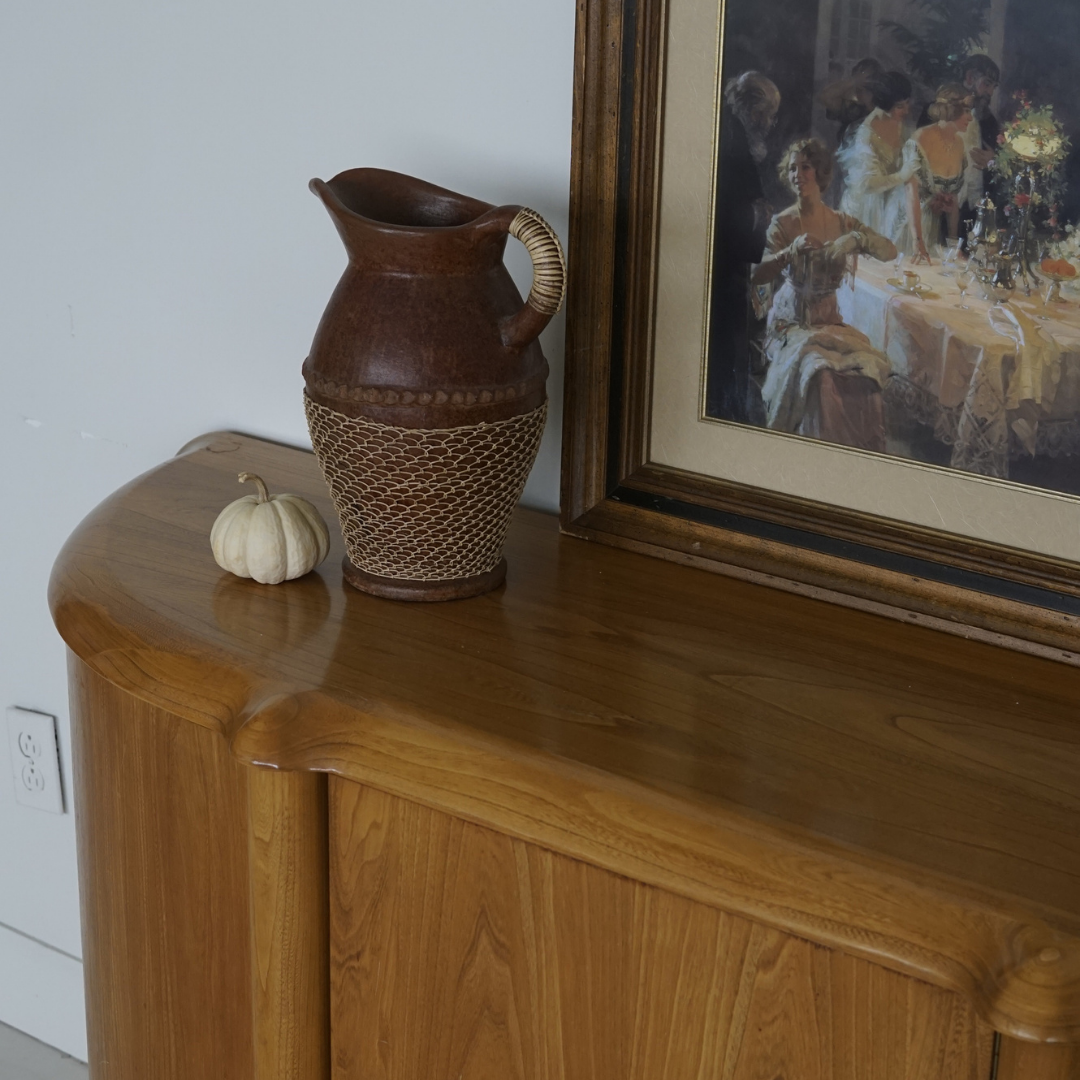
[50,434,1080,959]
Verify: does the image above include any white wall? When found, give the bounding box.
[0,0,574,1058]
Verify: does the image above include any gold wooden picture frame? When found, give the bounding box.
[560,0,1080,661]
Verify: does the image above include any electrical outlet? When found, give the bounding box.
[7,707,65,813]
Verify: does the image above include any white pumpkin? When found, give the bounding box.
[211,473,330,584]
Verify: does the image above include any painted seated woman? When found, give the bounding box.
[904,83,975,260]
[752,139,898,452]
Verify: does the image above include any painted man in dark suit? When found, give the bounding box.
[706,71,781,423]
[820,57,885,148]
[960,55,1002,237]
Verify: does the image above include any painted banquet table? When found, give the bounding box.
[840,257,1080,478]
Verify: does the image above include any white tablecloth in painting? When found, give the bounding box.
[838,258,1080,478]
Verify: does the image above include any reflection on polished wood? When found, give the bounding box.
[51,433,1080,1075]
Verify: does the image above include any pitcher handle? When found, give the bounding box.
[500,208,567,351]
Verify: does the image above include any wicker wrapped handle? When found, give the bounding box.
[500,208,566,350]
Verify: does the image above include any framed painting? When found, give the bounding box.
[561,0,1080,660]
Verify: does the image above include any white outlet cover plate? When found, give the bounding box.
[7,707,65,814]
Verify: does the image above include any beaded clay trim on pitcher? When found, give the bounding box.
[305,394,547,582]
[308,375,539,408]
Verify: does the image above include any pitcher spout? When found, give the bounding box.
[310,168,518,271]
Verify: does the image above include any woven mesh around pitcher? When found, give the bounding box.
[305,394,547,581]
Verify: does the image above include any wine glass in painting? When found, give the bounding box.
[956,268,973,310]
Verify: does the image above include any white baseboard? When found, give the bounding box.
[0,921,86,1061]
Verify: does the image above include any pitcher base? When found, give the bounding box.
[342,556,507,602]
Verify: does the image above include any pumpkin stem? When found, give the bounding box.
[238,472,271,503]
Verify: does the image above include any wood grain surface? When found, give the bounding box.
[50,432,1080,1041]
[561,0,623,520]
[330,781,994,1080]
[568,487,1080,666]
[998,1035,1080,1079]
[71,657,255,1079]
[247,767,330,1079]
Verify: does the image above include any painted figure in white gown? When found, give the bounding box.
[752,140,898,451]
[904,84,976,262]
[837,71,916,249]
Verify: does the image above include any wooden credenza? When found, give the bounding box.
[50,434,1080,1079]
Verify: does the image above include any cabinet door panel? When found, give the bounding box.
[329,780,994,1080]
[72,658,255,1080]
[998,1037,1080,1079]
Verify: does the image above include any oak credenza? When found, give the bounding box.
[50,433,1080,1078]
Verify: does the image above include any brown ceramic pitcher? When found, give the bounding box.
[303,168,565,601]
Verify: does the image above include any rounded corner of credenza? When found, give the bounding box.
[980,925,1080,1043]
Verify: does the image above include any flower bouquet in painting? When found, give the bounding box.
[993,93,1072,290]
